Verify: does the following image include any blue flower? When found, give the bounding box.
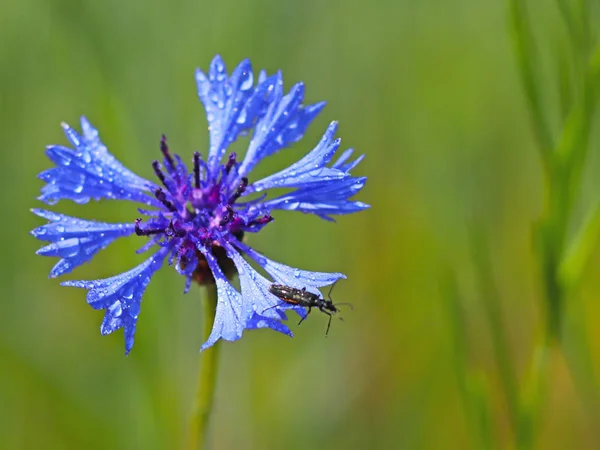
[31,55,368,354]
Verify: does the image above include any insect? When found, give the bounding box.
[266,281,353,336]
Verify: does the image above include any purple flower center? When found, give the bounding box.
[134,136,273,284]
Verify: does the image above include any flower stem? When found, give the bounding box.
[187,284,220,450]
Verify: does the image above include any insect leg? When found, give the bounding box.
[261,302,287,314]
[297,307,312,326]
[324,311,333,337]
[327,279,339,301]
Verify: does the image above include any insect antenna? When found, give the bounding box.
[334,302,354,310]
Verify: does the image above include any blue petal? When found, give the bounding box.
[61,247,169,354]
[226,244,287,320]
[246,313,293,337]
[38,117,159,206]
[31,209,136,278]
[331,148,365,172]
[237,73,325,178]
[200,249,246,351]
[248,122,348,193]
[226,242,306,320]
[196,56,275,175]
[233,239,346,291]
[255,176,369,218]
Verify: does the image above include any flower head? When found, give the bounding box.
[31,55,368,354]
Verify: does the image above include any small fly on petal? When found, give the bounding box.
[267,281,353,336]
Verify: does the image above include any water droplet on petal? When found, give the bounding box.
[237,108,248,124]
[240,70,253,91]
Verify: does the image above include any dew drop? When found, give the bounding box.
[108,301,123,317]
[240,71,253,91]
[236,108,248,124]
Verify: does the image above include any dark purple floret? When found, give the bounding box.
[134,138,266,285]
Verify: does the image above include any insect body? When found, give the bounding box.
[267,282,352,336]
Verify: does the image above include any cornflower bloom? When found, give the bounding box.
[31,55,367,354]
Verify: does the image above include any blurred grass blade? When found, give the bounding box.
[554,72,595,182]
[555,44,599,217]
[442,269,496,449]
[562,305,600,440]
[574,0,591,55]
[508,0,554,169]
[469,230,520,441]
[468,371,496,450]
[555,0,577,44]
[517,336,553,450]
[591,43,600,78]
[556,38,573,122]
[559,201,600,289]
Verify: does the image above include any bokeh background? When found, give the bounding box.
[2,0,600,449]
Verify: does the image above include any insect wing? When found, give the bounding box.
[269,284,303,305]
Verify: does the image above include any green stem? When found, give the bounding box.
[187,284,220,450]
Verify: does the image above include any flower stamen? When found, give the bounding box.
[248,214,274,227]
[152,161,169,189]
[135,218,164,236]
[193,152,202,189]
[154,188,177,212]
[228,177,248,204]
[225,152,237,175]
[167,220,187,238]
[160,134,175,170]
[219,205,235,226]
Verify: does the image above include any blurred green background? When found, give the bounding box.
[2,0,600,448]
